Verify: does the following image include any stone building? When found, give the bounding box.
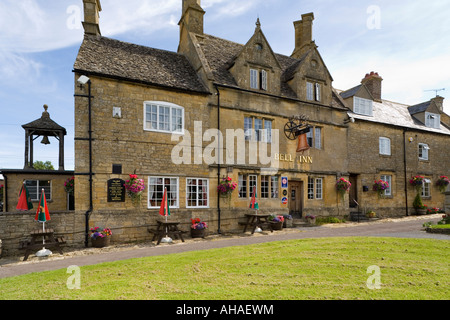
[340,72,450,217]
[72,0,449,245]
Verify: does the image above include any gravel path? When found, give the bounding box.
[0,214,447,279]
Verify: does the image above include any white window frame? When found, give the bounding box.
[186,178,209,208]
[307,177,323,200]
[270,176,279,199]
[25,180,52,201]
[148,177,179,209]
[425,112,440,129]
[238,174,247,198]
[418,143,429,161]
[314,127,322,149]
[306,82,314,101]
[380,175,392,196]
[250,69,259,89]
[144,101,185,134]
[422,178,431,198]
[379,137,391,156]
[354,97,373,116]
[315,83,321,102]
[249,175,258,198]
[261,176,269,199]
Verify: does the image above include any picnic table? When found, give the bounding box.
[242,213,274,234]
[19,229,66,261]
[148,220,186,245]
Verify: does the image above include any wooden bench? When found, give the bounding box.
[148,220,187,245]
[19,229,66,261]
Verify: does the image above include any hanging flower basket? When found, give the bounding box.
[409,175,424,193]
[64,176,75,194]
[373,180,389,198]
[217,176,237,207]
[124,174,145,205]
[335,178,351,202]
[436,176,450,193]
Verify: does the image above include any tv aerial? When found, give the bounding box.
[425,88,445,96]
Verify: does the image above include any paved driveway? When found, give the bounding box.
[0,214,447,279]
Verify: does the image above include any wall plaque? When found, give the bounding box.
[107,179,125,202]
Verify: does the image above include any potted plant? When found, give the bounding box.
[436,176,450,193]
[283,214,293,228]
[305,214,316,225]
[90,227,112,248]
[412,193,427,215]
[367,210,376,219]
[124,174,145,205]
[269,215,284,230]
[335,178,351,202]
[372,180,389,198]
[190,218,208,238]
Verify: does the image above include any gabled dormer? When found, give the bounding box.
[228,19,282,95]
[285,13,333,105]
[409,96,444,129]
[340,82,375,117]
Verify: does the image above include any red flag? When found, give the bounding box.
[35,189,51,222]
[17,183,33,211]
[159,188,171,217]
[249,186,259,210]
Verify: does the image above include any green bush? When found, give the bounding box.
[316,216,345,225]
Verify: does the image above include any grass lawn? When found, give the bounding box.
[0,237,448,300]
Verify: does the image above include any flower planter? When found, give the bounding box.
[270,221,283,230]
[191,228,206,239]
[415,208,427,216]
[306,218,316,225]
[91,236,111,248]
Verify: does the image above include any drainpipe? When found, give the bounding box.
[215,84,221,234]
[403,128,409,216]
[75,75,94,247]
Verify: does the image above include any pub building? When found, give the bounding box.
[73,0,449,242]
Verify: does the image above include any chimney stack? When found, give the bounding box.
[361,71,383,102]
[179,0,205,35]
[82,0,102,36]
[431,96,444,113]
[292,12,314,59]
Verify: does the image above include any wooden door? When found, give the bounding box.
[289,181,303,218]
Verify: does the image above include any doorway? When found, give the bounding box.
[289,181,304,218]
[349,174,358,208]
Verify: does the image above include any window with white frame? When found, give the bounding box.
[354,97,373,116]
[144,102,184,134]
[380,175,392,196]
[422,178,431,198]
[238,175,247,198]
[307,177,323,200]
[249,175,258,197]
[25,180,51,201]
[244,117,273,143]
[261,176,269,199]
[425,112,440,129]
[250,69,259,89]
[307,81,321,101]
[379,137,391,155]
[418,143,429,161]
[271,176,279,198]
[186,178,209,208]
[306,126,322,149]
[261,70,268,91]
[148,177,179,208]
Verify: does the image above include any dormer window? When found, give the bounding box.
[250,68,268,91]
[307,81,321,101]
[425,112,440,129]
[353,97,373,116]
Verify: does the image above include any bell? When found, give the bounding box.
[41,135,50,145]
[296,133,310,153]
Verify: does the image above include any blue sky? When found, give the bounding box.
[1,0,449,171]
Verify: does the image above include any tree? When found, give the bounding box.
[33,161,55,170]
